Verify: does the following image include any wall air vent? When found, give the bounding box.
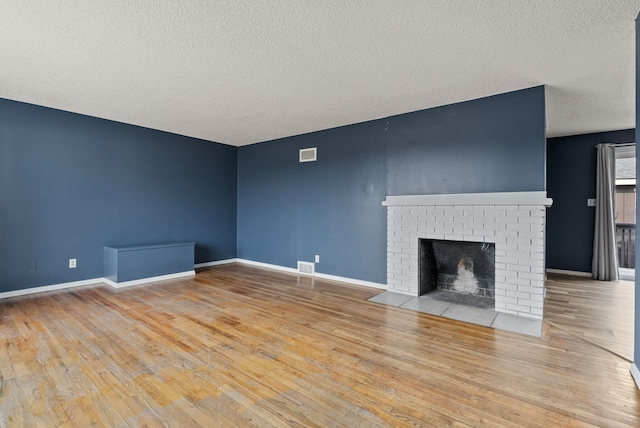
[299,147,317,163]
[297,261,315,275]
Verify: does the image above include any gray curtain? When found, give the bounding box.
[592,143,619,280]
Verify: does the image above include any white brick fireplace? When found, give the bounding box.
[383,192,553,320]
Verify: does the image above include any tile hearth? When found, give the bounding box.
[369,291,542,337]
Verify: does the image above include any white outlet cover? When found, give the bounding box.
[315,255,320,263]
[69,258,77,268]
[587,199,596,207]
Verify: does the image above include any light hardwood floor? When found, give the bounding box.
[1,264,639,426]
[544,273,634,362]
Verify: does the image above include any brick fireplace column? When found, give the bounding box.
[383,192,553,320]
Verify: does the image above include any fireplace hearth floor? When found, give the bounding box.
[420,289,494,309]
[368,291,542,337]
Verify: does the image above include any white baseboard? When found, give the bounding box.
[0,278,104,300]
[546,269,592,278]
[236,258,299,274]
[236,258,387,290]
[0,258,387,300]
[0,259,230,299]
[314,272,387,290]
[631,363,640,390]
[619,267,635,281]
[195,258,238,268]
[546,268,635,281]
[103,270,195,288]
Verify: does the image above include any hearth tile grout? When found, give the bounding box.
[369,292,542,337]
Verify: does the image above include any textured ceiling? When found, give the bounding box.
[1,1,639,146]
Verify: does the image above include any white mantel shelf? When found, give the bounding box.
[382,191,553,207]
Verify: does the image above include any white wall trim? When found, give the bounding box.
[236,258,387,289]
[631,364,640,390]
[546,268,634,281]
[195,258,239,268]
[619,267,635,281]
[103,270,195,288]
[1,259,385,299]
[236,258,299,274]
[314,272,387,290]
[382,191,553,207]
[0,278,104,300]
[546,269,592,278]
[0,259,239,300]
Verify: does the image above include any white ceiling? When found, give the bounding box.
[1,1,639,147]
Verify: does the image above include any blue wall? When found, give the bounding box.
[1,86,546,292]
[237,123,388,283]
[546,129,635,272]
[237,87,546,284]
[0,98,237,292]
[387,86,546,195]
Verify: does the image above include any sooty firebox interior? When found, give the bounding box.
[419,239,495,309]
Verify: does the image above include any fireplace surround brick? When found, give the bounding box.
[383,192,552,320]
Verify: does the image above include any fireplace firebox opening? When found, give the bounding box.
[419,239,495,309]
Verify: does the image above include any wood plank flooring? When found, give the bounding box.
[544,273,634,361]
[1,263,639,426]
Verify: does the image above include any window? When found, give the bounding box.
[615,144,635,271]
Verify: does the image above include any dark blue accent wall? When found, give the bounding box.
[387,86,546,195]
[546,129,635,272]
[0,98,237,292]
[237,123,388,283]
[237,87,546,284]
[1,86,545,292]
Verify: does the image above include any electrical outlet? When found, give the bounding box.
[69,258,77,268]
[587,199,596,207]
[315,255,320,263]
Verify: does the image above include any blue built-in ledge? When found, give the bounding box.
[104,241,195,287]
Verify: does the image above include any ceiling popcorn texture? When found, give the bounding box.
[1,1,639,146]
